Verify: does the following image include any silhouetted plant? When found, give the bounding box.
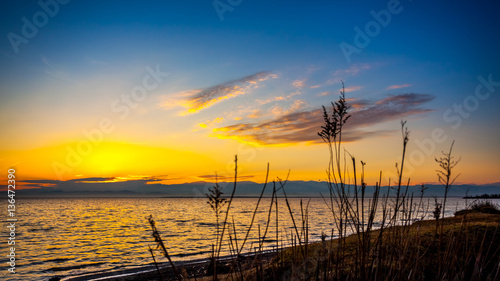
[468,200,500,214]
[147,215,180,280]
[435,140,460,236]
[318,81,351,180]
[432,197,442,236]
[206,175,227,244]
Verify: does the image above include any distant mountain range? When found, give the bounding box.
[16,180,500,198]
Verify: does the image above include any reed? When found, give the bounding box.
[206,175,227,249]
[144,84,499,281]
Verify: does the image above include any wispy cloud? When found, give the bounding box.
[247,109,264,119]
[256,91,300,105]
[41,55,53,67]
[256,96,286,105]
[212,93,434,145]
[197,174,254,181]
[343,85,362,93]
[18,176,168,192]
[333,63,371,77]
[318,91,332,97]
[319,64,372,87]
[41,55,85,87]
[162,72,277,115]
[270,100,308,117]
[386,84,412,90]
[292,79,306,88]
[161,89,201,110]
[197,117,224,129]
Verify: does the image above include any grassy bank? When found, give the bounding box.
[269,212,500,281]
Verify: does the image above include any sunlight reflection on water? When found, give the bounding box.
[0,197,467,281]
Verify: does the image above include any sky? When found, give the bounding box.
[1,0,499,192]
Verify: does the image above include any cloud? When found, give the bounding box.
[163,72,277,115]
[270,100,308,117]
[69,177,114,182]
[292,79,306,88]
[386,84,412,90]
[212,93,434,145]
[161,89,202,110]
[41,55,53,67]
[18,176,166,193]
[318,91,332,97]
[256,96,286,105]
[247,109,264,119]
[197,117,224,129]
[342,86,362,93]
[322,64,371,86]
[256,91,300,105]
[39,55,86,87]
[333,63,371,78]
[197,175,254,181]
[351,93,434,126]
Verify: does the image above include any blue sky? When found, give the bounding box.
[1,0,499,187]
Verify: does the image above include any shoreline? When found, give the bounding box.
[61,250,277,281]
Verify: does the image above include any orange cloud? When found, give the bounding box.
[386,84,412,90]
[271,100,308,117]
[198,117,224,129]
[292,79,306,88]
[162,72,277,115]
[342,86,362,93]
[256,92,301,105]
[256,96,285,105]
[333,63,371,77]
[247,109,263,119]
[212,93,434,145]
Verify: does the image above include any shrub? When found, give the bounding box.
[468,200,500,214]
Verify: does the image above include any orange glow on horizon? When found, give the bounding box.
[0,141,219,184]
[0,137,497,190]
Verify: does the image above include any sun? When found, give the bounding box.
[83,143,132,175]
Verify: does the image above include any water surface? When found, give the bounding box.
[0,197,468,280]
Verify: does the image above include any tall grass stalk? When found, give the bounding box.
[435,140,460,231]
[147,215,181,280]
